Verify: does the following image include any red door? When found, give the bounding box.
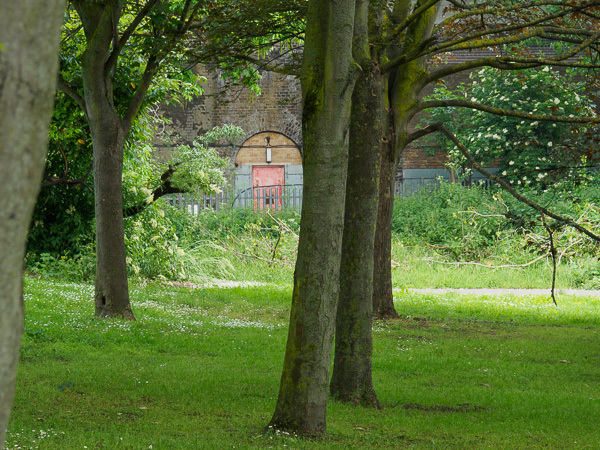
[252,165,284,211]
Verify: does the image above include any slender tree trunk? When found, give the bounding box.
[372,136,399,319]
[330,29,386,405]
[0,0,65,443]
[373,0,440,319]
[269,0,361,437]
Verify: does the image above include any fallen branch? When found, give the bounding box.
[423,252,548,269]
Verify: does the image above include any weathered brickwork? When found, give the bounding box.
[160,66,302,165]
[161,52,497,185]
[236,132,302,167]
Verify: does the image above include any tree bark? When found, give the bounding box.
[0,0,65,443]
[75,2,134,319]
[91,118,133,319]
[372,133,399,319]
[269,0,361,437]
[373,0,441,319]
[330,6,386,405]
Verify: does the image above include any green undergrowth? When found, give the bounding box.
[391,244,597,289]
[7,278,600,448]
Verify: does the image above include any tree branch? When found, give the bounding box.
[420,122,600,243]
[122,54,159,133]
[42,160,94,193]
[418,99,600,124]
[387,0,441,43]
[124,165,184,217]
[106,0,159,74]
[56,77,88,118]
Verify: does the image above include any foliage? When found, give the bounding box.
[6,278,600,448]
[392,181,600,266]
[422,66,598,186]
[162,125,242,195]
[169,205,299,283]
[28,10,205,259]
[124,204,185,280]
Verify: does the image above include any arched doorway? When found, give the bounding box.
[234,131,303,210]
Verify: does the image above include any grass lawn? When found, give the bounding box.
[6,278,600,448]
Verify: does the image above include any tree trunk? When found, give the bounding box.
[373,0,441,319]
[269,0,361,437]
[76,2,134,319]
[0,0,65,443]
[330,23,386,405]
[372,137,399,319]
[92,119,133,319]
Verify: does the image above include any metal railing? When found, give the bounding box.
[166,179,495,214]
[165,184,303,214]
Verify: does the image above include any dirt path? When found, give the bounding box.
[406,288,600,297]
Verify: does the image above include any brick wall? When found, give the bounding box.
[161,55,490,180]
[160,66,302,164]
[236,132,302,167]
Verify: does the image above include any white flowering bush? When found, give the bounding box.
[423,66,598,187]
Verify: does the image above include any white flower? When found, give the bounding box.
[177,249,185,257]
[502,129,508,133]
[547,142,553,147]
[502,171,507,176]
[530,121,538,126]
[554,98,560,105]
[158,209,165,218]
[509,161,515,165]
[145,195,154,204]
[543,66,550,72]
[140,187,153,196]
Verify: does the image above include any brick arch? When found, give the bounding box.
[234,131,302,167]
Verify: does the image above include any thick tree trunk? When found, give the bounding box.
[76,2,134,320]
[0,0,64,443]
[92,120,133,319]
[269,0,361,437]
[330,55,385,406]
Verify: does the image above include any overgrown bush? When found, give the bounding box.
[392,181,600,264]
[167,204,300,283]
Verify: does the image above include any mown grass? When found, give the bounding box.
[6,278,600,448]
